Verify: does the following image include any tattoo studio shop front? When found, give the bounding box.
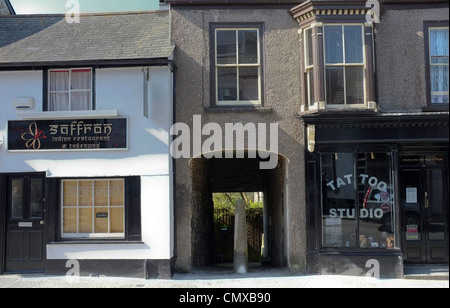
[303,113,449,279]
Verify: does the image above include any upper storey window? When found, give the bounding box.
[48,68,93,111]
[292,1,377,112]
[212,24,263,107]
[427,25,449,105]
[324,25,365,106]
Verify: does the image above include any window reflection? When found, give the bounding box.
[321,152,397,249]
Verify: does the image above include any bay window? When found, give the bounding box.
[324,25,365,106]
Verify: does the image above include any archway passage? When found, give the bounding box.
[190,154,287,269]
[213,192,264,265]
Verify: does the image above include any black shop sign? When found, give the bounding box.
[8,118,127,151]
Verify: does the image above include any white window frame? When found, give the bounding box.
[48,68,93,111]
[428,26,449,105]
[61,178,125,239]
[215,28,262,106]
[323,24,367,109]
[304,27,315,108]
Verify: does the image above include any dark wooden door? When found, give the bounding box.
[5,175,45,273]
[402,165,449,264]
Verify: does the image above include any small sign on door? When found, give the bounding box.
[406,224,419,241]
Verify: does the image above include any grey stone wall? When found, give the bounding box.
[376,5,449,111]
[171,6,307,273]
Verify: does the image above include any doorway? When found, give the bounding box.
[2,174,46,273]
[401,153,449,264]
[213,192,264,265]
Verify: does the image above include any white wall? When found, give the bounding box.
[0,66,174,260]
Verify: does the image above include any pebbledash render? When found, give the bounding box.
[168,0,449,279]
[0,11,175,278]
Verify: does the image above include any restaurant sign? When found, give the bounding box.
[8,118,127,151]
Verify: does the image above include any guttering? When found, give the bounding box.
[0,58,173,71]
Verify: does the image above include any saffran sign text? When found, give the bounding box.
[8,118,127,151]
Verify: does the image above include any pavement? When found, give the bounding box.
[0,266,448,288]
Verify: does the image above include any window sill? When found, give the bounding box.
[422,105,449,112]
[16,110,119,120]
[205,106,273,113]
[49,240,144,245]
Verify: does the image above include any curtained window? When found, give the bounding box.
[48,68,93,111]
[429,27,449,104]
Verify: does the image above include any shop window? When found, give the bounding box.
[61,179,125,239]
[48,68,93,111]
[321,152,397,250]
[212,25,263,107]
[425,24,449,106]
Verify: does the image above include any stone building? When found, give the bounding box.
[168,0,449,278]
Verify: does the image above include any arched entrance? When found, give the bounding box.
[189,151,288,269]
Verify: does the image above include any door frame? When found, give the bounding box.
[400,154,449,264]
[1,172,47,274]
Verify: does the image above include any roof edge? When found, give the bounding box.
[3,9,166,18]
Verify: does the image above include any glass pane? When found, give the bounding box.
[321,153,356,248]
[345,66,365,104]
[63,181,78,207]
[30,178,43,218]
[306,69,314,106]
[71,69,92,90]
[110,207,124,233]
[71,92,92,111]
[49,93,69,111]
[78,181,93,206]
[217,30,237,65]
[217,67,237,101]
[324,26,343,64]
[49,70,69,91]
[344,25,363,64]
[239,67,259,101]
[238,30,258,64]
[326,67,345,104]
[79,208,93,233]
[110,180,124,206]
[94,180,109,207]
[432,94,449,104]
[358,153,396,249]
[430,28,449,57]
[431,65,449,92]
[305,28,314,67]
[63,208,78,233]
[94,207,109,233]
[11,179,23,218]
[431,56,449,64]
[427,169,445,240]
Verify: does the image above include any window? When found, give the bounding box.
[61,179,125,238]
[324,25,365,106]
[427,26,449,105]
[48,68,93,111]
[213,26,262,106]
[321,152,397,250]
[304,28,315,107]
